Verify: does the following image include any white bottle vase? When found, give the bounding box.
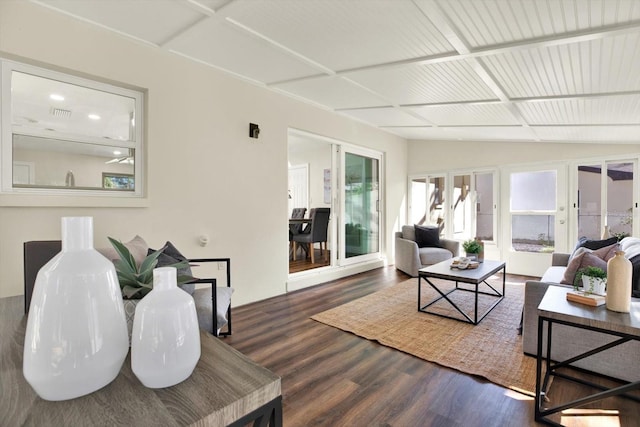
[606,250,632,313]
[131,267,201,388]
[23,217,129,401]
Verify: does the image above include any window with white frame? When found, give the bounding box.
[0,59,144,197]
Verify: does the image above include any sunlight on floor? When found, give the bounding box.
[560,408,620,427]
[504,388,534,401]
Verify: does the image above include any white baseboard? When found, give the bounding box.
[286,258,386,293]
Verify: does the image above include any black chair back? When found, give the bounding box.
[309,208,330,242]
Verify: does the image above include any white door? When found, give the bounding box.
[502,164,568,276]
[288,164,309,216]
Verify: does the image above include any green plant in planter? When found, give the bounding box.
[574,266,607,293]
[108,237,195,299]
[462,239,482,254]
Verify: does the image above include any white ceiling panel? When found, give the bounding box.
[34,0,204,45]
[165,18,322,84]
[339,108,429,127]
[273,77,389,110]
[28,1,640,144]
[408,103,521,126]
[222,0,454,71]
[533,125,640,142]
[483,33,640,98]
[347,60,498,106]
[517,95,640,125]
[434,0,640,48]
[448,126,539,141]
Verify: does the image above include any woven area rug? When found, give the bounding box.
[311,277,539,395]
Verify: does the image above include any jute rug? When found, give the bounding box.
[311,277,539,395]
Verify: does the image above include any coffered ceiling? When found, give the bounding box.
[32,0,640,144]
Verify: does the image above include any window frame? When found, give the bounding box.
[0,58,145,204]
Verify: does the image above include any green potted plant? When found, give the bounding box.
[462,239,483,262]
[574,266,607,295]
[108,237,195,299]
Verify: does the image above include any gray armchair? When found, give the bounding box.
[394,225,460,277]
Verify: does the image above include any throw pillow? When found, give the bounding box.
[414,225,441,248]
[149,241,195,295]
[560,252,608,286]
[98,235,148,267]
[573,236,618,252]
[592,242,620,262]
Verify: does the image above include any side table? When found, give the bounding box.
[535,286,640,426]
[1,295,282,426]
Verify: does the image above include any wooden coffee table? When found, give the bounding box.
[418,259,506,325]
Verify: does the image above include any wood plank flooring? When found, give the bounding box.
[224,266,639,427]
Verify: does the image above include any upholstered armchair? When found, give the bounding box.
[395,225,460,277]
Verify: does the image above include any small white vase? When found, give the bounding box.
[23,217,129,401]
[582,275,607,296]
[131,267,201,388]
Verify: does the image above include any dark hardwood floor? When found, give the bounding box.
[289,246,330,274]
[225,266,639,427]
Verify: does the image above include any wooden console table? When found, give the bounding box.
[1,296,282,426]
[535,286,640,426]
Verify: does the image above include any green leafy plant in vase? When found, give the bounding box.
[462,239,483,262]
[574,266,607,295]
[108,237,195,299]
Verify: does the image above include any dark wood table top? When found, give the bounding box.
[1,296,281,426]
[419,259,506,285]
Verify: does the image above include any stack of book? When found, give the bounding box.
[566,290,606,307]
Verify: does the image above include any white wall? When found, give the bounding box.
[0,2,408,303]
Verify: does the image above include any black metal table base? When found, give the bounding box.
[418,271,505,325]
[535,317,640,426]
[228,396,283,427]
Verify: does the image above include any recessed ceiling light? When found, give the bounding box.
[88,113,101,120]
[50,93,64,101]
[113,150,122,155]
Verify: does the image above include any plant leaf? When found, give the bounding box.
[139,248,164,274]
[108,237,138,273]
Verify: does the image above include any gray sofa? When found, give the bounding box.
[394,225,460,277]
[523,252,640,382]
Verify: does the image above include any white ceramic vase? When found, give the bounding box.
[582,275,607,296]
[606,250,632,312]
[131,267,201,388]
[23,217,129,401]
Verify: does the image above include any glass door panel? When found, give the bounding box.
[504,166,565,277]
[344,152,380,259]
[577,164,602,240]
[606,162,634,239]
[429,176,446,233]
[510,170,556,253]
[475,172,494,242]
[452,174,471,240]
[410,177,427,225]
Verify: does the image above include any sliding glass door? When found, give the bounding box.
[574,160,637,242]
[340,147,382,265]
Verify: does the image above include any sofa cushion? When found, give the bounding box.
[98,235,148,267]
[414,224,441,248]
[150,241,195,295]
[401,225,416,242]
[561,251,608,286]
[573,236,618,253]
[541,266,566,283]
[419,247,453,265]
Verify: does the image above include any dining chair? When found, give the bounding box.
[292,208,330,263]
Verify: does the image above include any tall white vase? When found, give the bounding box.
[606,250,632,313]
[131,267,201,388]
[23,217,129,401]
